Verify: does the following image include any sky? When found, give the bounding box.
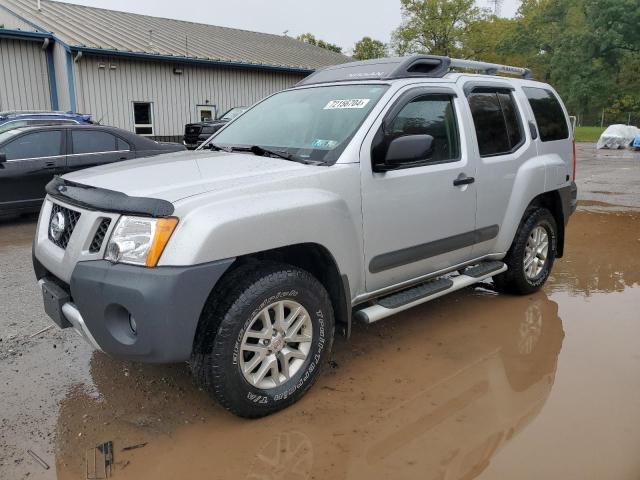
[59,0,522,54]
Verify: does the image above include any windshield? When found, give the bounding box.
[220,107,247,121]
[206,84,389,164]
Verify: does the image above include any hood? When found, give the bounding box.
[61,150,314,203]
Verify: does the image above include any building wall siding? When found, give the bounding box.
[74,55,305,138]
[0,38,51,111]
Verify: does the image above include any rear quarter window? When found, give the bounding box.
[523,87,569,142]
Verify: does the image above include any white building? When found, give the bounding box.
[0,0,349,140]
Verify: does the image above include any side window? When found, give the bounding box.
[523,87,569,142]
[388,94,460,163]
[72,130,118,154]
[133,102,154,135]
[2,131,63,160]
[468,89,524,156]
[116,137,131,151]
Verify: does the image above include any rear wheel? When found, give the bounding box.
[192,262,335,418]
[494,208,557,295]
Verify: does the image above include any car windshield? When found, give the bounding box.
[220,107,247,121]
[206,84,389,164]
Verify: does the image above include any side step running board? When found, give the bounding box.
[355,261,506,324]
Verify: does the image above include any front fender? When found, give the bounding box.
[161,188,364,296]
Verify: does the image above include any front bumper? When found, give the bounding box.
[35,257,234,363]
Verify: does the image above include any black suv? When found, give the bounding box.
[183,107,247,149]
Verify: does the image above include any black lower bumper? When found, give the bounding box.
[64,258,234,363]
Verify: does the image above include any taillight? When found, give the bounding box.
[572,140,576,180]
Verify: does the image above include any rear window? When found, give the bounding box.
[523,87,569,142]
[468,89,524,156]
[72,130,118,154]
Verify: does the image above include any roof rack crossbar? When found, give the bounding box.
[449,58,533,79]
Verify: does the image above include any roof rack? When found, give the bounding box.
[448,58,532,79]
[296,55,533,86]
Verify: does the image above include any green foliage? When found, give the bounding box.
[353,37,388,60]
[392,0,487,56]
[390,0,639,125]
[296,33,343,53]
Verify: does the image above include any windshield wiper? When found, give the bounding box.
[203,143,232,152]
[249,145,320,165]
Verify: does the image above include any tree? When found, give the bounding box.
[391,0,487,56]
[296,33,343,53]
[353,37,388,60]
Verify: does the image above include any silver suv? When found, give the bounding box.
[33,55,577,417]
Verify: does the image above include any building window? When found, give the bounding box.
[133,102,154,135]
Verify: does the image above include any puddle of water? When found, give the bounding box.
[47,210,640,480]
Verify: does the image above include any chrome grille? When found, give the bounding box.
[48,204,81,249]
[89,218,111,253]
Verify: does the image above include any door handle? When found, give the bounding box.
[453,176,475,186]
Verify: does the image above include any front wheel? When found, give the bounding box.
[494,208,557,295]
[192,262,335,418]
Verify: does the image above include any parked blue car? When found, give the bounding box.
[0,111,92,134]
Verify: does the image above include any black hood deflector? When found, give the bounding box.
[45,176,175,217]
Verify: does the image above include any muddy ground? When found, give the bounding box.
[1,143,639,480]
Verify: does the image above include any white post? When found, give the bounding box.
[600,109,605,128]
[37,0,41,10]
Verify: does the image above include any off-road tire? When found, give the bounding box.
[493,208,557,295]
[191,262,335,418]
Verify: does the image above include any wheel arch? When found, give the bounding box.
[239,243,352,337]
[193,242,352,359]
[527,190,565,257]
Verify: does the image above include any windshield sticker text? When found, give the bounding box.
[311,139,339,149]
[324,99,371,110]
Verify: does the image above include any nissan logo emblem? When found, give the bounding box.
[50,211,67,241]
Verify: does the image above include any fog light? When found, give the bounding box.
[129,315,137,335]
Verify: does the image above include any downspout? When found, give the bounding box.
[43,38,59,110]
[65,46,77,112]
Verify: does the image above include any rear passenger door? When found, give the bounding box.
[463,83,536,258]
[67,129,134,172]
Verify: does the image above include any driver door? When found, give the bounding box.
[360,86,479,292]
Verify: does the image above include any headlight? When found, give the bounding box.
[104,216,178,267]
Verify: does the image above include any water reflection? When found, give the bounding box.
[548,210,640,295]
[54,290,564,480]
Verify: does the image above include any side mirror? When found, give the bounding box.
[0,153,6,163]
[383,134,434,169]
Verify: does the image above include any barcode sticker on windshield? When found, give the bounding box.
[324,99,370,110]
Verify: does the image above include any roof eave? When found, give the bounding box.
[0,28,53,41]
[69,46,316,75]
